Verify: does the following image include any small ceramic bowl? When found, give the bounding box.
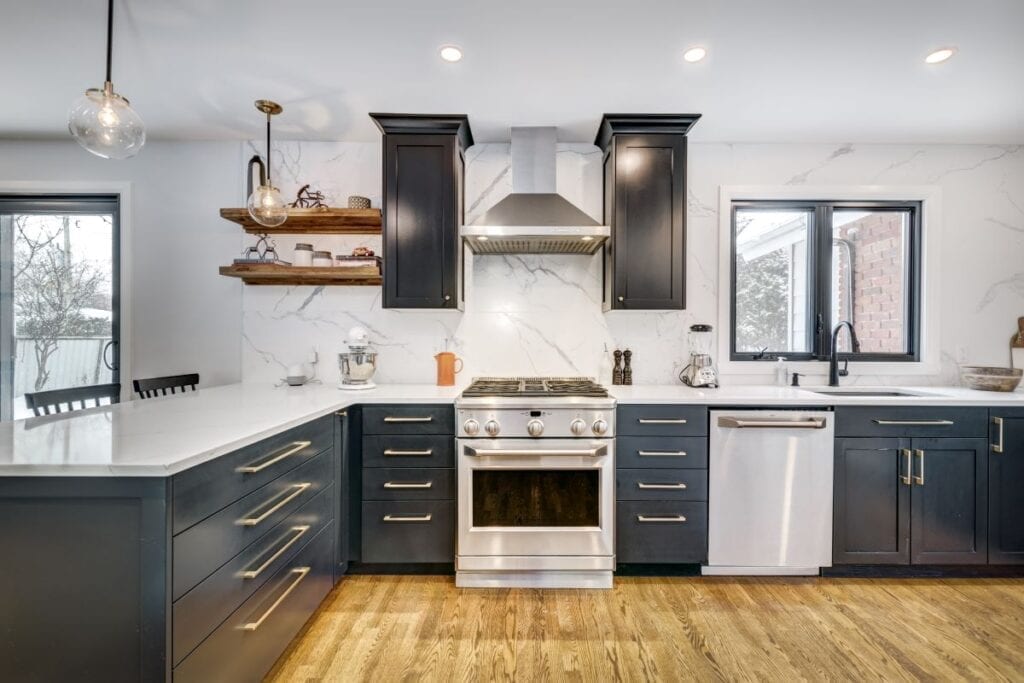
[960,366,1023,392]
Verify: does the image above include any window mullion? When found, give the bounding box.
[811,204,833,360]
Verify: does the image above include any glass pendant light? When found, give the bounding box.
[246,100,288,227]
[67,0,145,159]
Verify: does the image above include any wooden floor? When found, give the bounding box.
[267,574,1024,682]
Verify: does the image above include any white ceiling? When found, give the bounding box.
[3,0,1023,144]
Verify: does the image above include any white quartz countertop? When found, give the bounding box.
[2,381,1022,477]
[0,383,461,477]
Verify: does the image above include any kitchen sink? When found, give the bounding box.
[806,388,932,397]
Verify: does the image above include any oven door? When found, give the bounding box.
[457,438,614,570]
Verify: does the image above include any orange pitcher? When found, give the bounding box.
[434,352,463,386]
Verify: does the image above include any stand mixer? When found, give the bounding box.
[338,326,378,390]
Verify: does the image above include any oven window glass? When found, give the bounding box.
[472,470,599,526]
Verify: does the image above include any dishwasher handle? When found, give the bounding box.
[716,416,827,429]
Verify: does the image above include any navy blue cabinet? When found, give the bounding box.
[989,409,1024,564]
[833,407,988,565]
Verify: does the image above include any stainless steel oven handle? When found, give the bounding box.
[463,444,608,458]
[717,416,826,429]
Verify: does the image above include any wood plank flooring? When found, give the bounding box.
[267,575,1024,681]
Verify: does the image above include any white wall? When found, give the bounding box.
[0,140,244,389]
[243,140,1024,387]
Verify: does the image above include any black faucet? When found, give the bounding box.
[829,321,861,387]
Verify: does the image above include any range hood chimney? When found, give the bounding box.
[461,127,609,255]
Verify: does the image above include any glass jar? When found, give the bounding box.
[311,250,333,267]
[293,243,314,267]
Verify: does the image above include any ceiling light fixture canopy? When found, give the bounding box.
[246,99,288,228]
[67,0,145,159]
[683,46,708,63]
[925,47,957,64]
[440,45,463,62]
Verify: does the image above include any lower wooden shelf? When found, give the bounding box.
[219,263,382,286]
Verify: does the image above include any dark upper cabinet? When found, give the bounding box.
[370,114,472,309]
[595,114,700,311]
[833,437,911,565]
[989,410,1024,564]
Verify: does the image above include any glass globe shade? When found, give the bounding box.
[247,184,289,227]
[67,87,145,159]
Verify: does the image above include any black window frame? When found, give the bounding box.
[730,199,922,363]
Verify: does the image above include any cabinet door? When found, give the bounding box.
[990,414,1024,563]
[610,134,686,309]
[909,438,988,564]
[833,438,911,564]
[383,134,457,308]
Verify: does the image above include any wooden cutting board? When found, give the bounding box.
[1013,317,1024,369]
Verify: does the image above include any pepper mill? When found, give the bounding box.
[612,349,623,385]
[622,349,633,385]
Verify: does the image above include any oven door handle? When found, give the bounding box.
[463,444,608,458]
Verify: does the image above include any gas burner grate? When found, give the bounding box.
[462,377,609,398]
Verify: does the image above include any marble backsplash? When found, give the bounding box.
[241,139,1023,387]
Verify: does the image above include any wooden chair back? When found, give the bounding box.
[133,373,200,399]
[24,383,122,417]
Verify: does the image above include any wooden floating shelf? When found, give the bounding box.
[219,263,382,286]
[219,207,382,235]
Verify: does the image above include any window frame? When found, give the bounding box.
[729,199,922,364]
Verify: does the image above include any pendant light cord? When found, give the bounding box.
[265,113,272,185]
[105,0,114,84]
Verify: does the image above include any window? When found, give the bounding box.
[0,196,121,421]
[730,200,921,362]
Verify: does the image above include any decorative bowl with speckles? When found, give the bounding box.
[960,366,1023,392]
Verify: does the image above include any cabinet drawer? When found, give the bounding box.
[617,469,708,501]
[362,405,454,435]
[835,407,987,438]
[617,501,708,563]
[616,436,707,469]
[173,451,332,600]
[362,435,454,468]
[173,415,334,535]
[363,468,456,501]
[362,500,455,563]
[617,405,708,436]
[172,486,333,665]
[173,524,334,683]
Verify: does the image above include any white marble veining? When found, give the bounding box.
[240,140,1024,388]
[0,383,462,477]
[4,381,1022,476]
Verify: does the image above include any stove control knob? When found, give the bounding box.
[527,419,544,437]
[463,418,480,436]
[592,418,609,436]
[484,419,501,437]
[570,418,587,436]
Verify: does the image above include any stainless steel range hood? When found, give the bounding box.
[462,127,609,255]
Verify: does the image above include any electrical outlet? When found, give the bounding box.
[307,347,319,365]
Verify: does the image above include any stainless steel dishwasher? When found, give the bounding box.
[704,410,835,575]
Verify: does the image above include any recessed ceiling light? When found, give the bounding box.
[581,236,594,242]
[683,46,707,63]
[477,235,489,241]
[925,47,957,64]
[439,45,463,63]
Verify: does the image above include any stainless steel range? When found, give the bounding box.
[455,377,616,588]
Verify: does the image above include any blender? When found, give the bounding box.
[679,324,718,388]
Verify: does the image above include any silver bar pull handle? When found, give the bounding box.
[638,418,688,425]
[383,449,434,457]
[637,482,687,490]
[383,416,434,423]
[637,515,687,523]
[383,514,433,522]
[637,450,687,457]
[464,445,608,458]
[383,482,433,489]
[237,483,311,527]
[872,419,954,426]
[717,416,826,429]
[900,449,912,486]
[913,449,926,486]
[240,526,310,579]
[241,567,310,631]
[993,417,1005,454]
[236,440,312,474]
